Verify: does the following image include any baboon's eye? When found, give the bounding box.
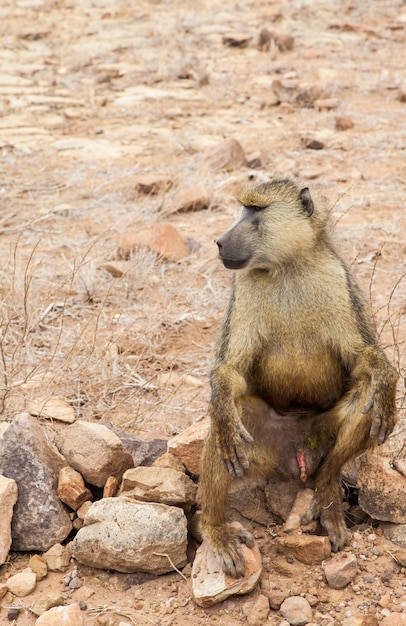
[246,205,266,213]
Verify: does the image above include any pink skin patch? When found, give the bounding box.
[296,450,307,482]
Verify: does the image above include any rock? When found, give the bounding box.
[296,84,324,108]
[243,594,270,625]
[29,554,48,581]
[135,174,172,195]
[275,534,331,565]
[43,543,71,572]
[323,552,358,589]
[397,85,406,102]
[381,614,406,626]
[117,222,189,262]
[271,78,299,104]
[57,466,92,510]
[268,587,289,610]
[283,488,316,532]
[102,423,168,468]
[6,571,37,597]
[0,583,7,599]
[191,525,262,607]
[358,454,406,523]
[204,138,247,171]
[31,592,65,616]
[280,596,313,625]
[71,498,188,574]
[314,98,339,111]
[246,151,262,169]
[0,475,18,564]
[335,116,354,130]
[77,501,93,520]
[167,418,210,475]
[0,413,72,551]
[301,137,325,150]
[227,477,271,526]
[120,466,197,509]
[54,421,133,488]
[103,476,119,498]
[28,396,75,423]
[265,481,304,521]
[259,28,294,52]
[222,32,252,47]
[152,452,185,472]
[380,521,406,547]
[167,185,211,214]
[35,603,85,625]
[7,607,20,621]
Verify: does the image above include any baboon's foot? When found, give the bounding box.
[319,503,348,552]
[202,523,254,578]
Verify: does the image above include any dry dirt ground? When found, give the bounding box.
[0,0,406,624]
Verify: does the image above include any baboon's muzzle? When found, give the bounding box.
[215,224,252,270]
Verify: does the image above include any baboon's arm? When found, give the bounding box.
[350,345,398,444]
[209,364,253,478]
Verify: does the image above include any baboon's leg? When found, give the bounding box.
[199,430,254,578]
[314,351,397,550]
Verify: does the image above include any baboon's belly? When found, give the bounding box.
[253,347,345,411]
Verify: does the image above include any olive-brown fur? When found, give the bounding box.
[199,179,398,578]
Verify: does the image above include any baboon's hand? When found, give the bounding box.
[362,388,397,445]
[214,418,253,479]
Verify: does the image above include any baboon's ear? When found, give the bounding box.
[300,187,314,216]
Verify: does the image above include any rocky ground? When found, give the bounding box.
[0,0,406,624]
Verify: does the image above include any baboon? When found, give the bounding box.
[199,179,398,578]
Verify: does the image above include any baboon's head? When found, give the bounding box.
[215,179,329,271]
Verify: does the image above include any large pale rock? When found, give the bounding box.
[167,185,211,214]
[71,497,188,574]
[0,413,72,551]
[57,466,92,510]
[0,475,18,564]
[54,421,133,488]
[358,455,406,523]
[323,552,358,589]
[35,603,85,625]
[117,222,188,263]
[167,417,210,475]
[6,571,37,596]
[120,466,197,509]
[275,534,331,565]
[204,138,247,171]
[191,525,262,607]
[283,488,316,532]
[280,596,313,625]
[28,396,75,424]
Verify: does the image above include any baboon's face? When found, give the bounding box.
[215,182,316,271]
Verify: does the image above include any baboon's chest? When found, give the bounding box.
[252,335,345,410]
